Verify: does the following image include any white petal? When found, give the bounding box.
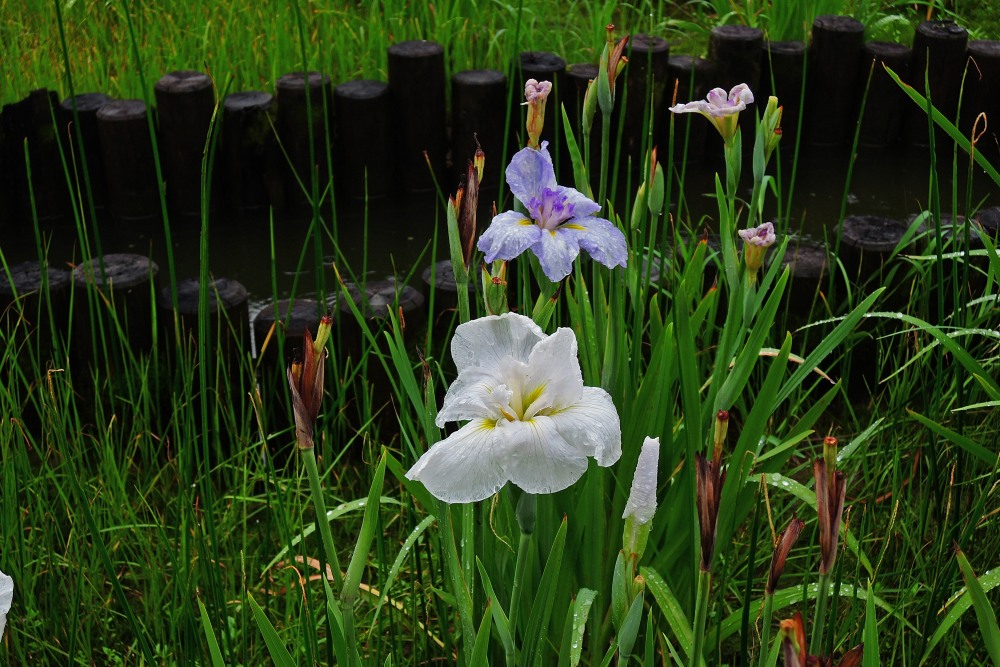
[548,386,622,467]
[498,418,590,494]
[436,367,514,426]
[521,327,584,418]
[451,312,545,373]
[407,419,509,503]
[0,569,12,641]
[623,437,661,524]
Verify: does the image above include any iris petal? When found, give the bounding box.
[505,142,557,208]
[497,418,590,495]
[407,419,510,503]
[478,210,543,264]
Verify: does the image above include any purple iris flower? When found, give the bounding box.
[478,142,628,282]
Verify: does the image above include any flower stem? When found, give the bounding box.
[598,111,611,211]
[756,592,775,667]
[810,571,832,656]
[438,501,476,664]
[509,530,533,645]
[302,446,343,591]
[690,568,712,667]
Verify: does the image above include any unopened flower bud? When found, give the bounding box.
[523,79,552,149]
[814,458,846,575]
[762,95,783,162]
[779,612,806,667]
[713,409,729,466]
[623,437,660,557]
[767,516,805,594]
[287,321,328,450]
[696,452,725,572]
[739,222,777,279]
[482,260,508,315]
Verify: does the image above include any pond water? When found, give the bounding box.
[1,141,996,327]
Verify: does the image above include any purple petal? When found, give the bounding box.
[505,143,557,208]
[706,87,729,107]
[478,210,542,262]
[561,216,628,270]
[729,83,754,106]
[531,227,582,281]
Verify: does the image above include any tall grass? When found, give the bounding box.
[2,0,1000,665]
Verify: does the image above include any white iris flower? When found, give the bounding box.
[407,313,622,504]
[0,568,12,641]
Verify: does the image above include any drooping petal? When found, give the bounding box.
[436,366,514,427]
[531,226,583,281]
[564,215,628,270]
[546,386,622,466]
[520,327,584,418]
[406,419,509,503]
[729,83,754,106]
[667,99,713,115]
[505,143,557,208]
[478,210,543,264]
[497,417,590,494]
[0,568,12,641]
[450,312,545,373]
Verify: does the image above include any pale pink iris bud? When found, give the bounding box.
[523,79,552,149]
[738,221,777,277]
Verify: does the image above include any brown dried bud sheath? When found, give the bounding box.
[814,459,846,575]
[768,516,805,593]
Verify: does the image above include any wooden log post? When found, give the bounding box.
[388,41,447,193]
[904,20,969,147]
[97,100,160,221]
[515,52,567,162]
[158,276,250,363]
[565,62,600,183]
[276,71,333,209]
[622,34,670,166]
[59,92,113,212]
[760,41,805,148]
[334,80,393,199]
[709,26,764,157]
[858,41,912,148]
[806,16,866,147]
[1,89,74,223]
[0,260,72,355]
[708,26,764,94]
[221,91,281,211]
[962,40,1000,163]
[451,69,507,185]
[72,253,160,369]
[252,297,323,465]
[667,55,714,164]
[155,71,216,216]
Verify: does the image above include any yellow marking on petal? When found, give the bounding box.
[478,419,499,431]
[519,219,535,226]
[523,384,546,408]
[562,223,587,231]
[499,406,517,422]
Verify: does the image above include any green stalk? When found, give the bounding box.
[598,111,612,212]
[302,446,344,591]
[757,593,775,667]
[509,531,533,642]
[438,501,476,664]
[690,568,712,667]
[810,571,832,655]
